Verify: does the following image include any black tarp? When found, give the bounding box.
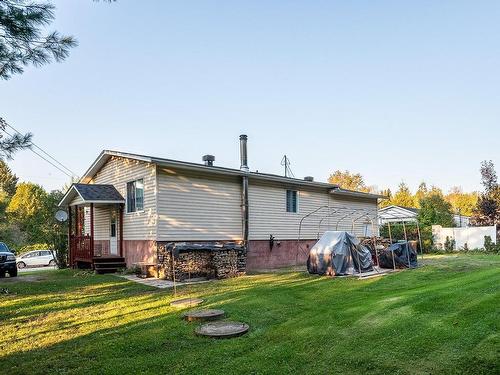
[307,231,374,276]
[378,241,418,269]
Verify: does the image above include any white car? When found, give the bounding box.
[17,250,56,268]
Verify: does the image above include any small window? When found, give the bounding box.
[286,190,298,213]
[127,179,144,213]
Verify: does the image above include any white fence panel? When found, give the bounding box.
[432,225,497,250]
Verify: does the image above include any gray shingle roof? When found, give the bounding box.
[73,183,124,202]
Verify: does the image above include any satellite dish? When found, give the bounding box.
[55,210,68,222]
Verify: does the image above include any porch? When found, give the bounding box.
[59,183,127,271]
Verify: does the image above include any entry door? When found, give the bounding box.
[110,211,118,255]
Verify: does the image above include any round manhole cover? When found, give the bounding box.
[170,298,204,308]
[195,321,249,338]
[183,309,225,322]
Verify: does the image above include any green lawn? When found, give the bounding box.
[1,255,499,375]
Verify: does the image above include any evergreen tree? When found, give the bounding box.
[0,0,77,79]
[414,182,428,208]
[379,188,392,208]
[391,182,415,208]
[0,159,18,195]
[0,118,32,160]
[418,193,455,227]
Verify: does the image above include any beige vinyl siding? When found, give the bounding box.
[248,179,378,240]
[157,167,242,241]
[327,195,378,237]
[90,156,157,240]
[69,195,84,206]
[248,180,329,240]
[94,206,110,240]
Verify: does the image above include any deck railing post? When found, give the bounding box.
[119,204,124,258]
[90,203,95,267]
[68,206,73,267]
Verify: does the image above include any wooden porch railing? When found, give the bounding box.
[70,235,93,264]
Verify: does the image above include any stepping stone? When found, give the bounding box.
[195,321,249,339]
[183,309,225,322]
[170,298,204,308]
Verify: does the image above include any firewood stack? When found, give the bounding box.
[156,242,246,281]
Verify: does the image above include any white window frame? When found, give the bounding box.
[286,189,299,213]
[126,178,145,214]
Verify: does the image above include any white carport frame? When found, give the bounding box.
[297,206,424,275]
[296,206,380,277]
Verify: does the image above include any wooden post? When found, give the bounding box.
[68,206,72,268]
[119,204,124,258]
[75,205,79,237]
[90,203,95,258]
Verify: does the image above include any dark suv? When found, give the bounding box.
[0,242,17,277]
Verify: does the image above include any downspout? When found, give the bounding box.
[240,135,249,246]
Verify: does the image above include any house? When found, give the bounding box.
[378,205,470,227]
[59,135,383,273]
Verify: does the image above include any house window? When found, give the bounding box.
[127,179,144,212]
[286,190,298,213]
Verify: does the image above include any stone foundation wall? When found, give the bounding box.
[157,242,246,281]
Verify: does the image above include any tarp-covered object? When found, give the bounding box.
[378,241,418,269]
[307,231,374,276]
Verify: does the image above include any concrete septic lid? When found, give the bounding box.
[195,321,249,339]
[183,309,225,322]
[170,298,204,308]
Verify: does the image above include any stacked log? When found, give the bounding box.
[156,242,247,281]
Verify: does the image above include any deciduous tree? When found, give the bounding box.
[328,170,373,192]
[471,160,500,226]
[6,182,48,242]
[445,186,478,217]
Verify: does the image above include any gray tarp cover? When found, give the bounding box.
[379,242,418,269]
[307,231,374,276]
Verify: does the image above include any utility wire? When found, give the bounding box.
[3,123,78,178]
[0,128,75,179]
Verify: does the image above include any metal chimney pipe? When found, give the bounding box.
[239,134,249,172]
[239,135,249,248]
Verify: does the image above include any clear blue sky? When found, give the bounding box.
[1,0,499,193]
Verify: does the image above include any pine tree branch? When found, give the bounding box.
[0,117,32,159]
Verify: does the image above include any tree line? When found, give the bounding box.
[329,161,500,228]
[0,160,66,253]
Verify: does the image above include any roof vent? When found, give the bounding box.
[202,155,215,166]
[304,176,314,182]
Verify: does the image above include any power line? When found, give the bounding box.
[0,128,75,179]
[2,123,78,178]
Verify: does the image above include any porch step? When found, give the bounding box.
[93,257,126,274]
[93,256,125,264]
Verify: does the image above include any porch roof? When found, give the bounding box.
[58,183,125,207]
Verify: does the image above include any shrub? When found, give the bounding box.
[483,235,500,254]
[444,236,456,253]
